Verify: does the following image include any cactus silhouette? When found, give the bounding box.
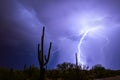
[75,53,78,67]
[38,27,52,80]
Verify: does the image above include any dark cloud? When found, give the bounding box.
[0,0,41,69]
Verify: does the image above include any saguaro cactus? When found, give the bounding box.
[75,53,78,66]
[38,27,52,80]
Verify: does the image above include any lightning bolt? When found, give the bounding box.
[77,27,100,65]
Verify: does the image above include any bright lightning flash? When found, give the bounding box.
[75,12,108,66]
[77,27,102,65]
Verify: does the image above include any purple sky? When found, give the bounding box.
[0,0,120,69]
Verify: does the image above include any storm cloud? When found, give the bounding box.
[0,0,120,69]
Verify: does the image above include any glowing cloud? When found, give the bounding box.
[75,12,107,65]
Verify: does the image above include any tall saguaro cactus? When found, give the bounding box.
[38,27,52,80]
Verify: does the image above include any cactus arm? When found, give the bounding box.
[44,55,47,61]
[44,42,52,65]
[38,44,41,65]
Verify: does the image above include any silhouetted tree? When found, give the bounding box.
[92,64,105,71]
[91,64,106,78]
[57,62,76,71]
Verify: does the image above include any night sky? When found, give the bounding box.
[0,0,120,70]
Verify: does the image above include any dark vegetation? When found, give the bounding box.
[0,27,120,80]
[0,63,120,80]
